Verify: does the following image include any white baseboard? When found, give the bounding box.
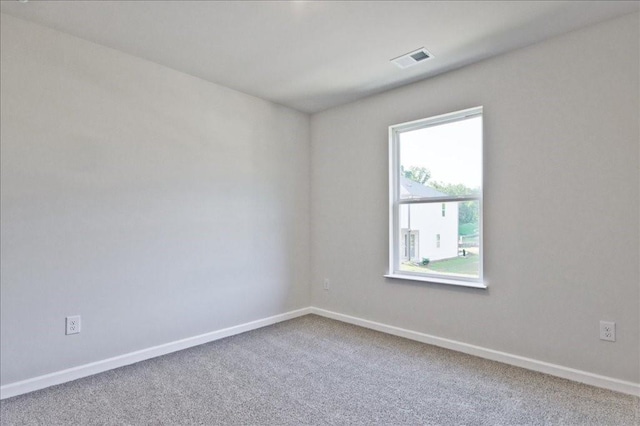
[310,307,640,397]
[3,306,638,400]
[0,307,312,400]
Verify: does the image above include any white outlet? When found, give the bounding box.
[599,321,615,342]
[323,278,330,291]
[66,315,81,335]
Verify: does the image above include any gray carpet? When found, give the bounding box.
[1,315,638,425]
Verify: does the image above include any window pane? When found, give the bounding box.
[398,201,480,279]
[399,116,481,200]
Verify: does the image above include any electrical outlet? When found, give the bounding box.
[66,315,81,335]
[599,321,615,342]
[323,278,330,291]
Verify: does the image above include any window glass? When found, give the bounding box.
[389,107,483,286]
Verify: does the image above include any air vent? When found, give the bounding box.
[391,48,433,69]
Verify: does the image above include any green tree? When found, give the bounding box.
[430,181,480,229]
[402,166,431,184]
[429,181,479,198]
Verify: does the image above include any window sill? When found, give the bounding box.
[384,274,487,289]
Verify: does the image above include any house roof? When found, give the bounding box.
[400,176,447,198]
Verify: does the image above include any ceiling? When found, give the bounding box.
[1,1,638,113]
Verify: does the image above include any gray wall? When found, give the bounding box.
[0,14,310,385]
[310,13,640,383]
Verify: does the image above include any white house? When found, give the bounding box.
[399,177,458,262]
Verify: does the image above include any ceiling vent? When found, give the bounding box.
[391,48,433,69]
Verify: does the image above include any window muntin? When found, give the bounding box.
[388,107,483,287]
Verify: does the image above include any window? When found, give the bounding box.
[401,229,419,260]
[386,106,485,288]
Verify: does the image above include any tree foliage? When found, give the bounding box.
[401,166,431,185]
[429,181,480,228]
[429,181,479,198]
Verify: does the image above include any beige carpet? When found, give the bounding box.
[1,314,638,425]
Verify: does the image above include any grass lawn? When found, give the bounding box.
[401,253,479,277]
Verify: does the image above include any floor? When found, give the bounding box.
[1,315,638,425]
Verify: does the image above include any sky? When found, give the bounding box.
[399,116,482,189]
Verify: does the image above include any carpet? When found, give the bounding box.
[1,314,638,425]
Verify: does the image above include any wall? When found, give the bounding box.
[0,14,310,385]
[310,13,639,383]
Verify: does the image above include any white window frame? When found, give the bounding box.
[385,106,486,289]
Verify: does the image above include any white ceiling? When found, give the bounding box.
[1,1,638,113]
